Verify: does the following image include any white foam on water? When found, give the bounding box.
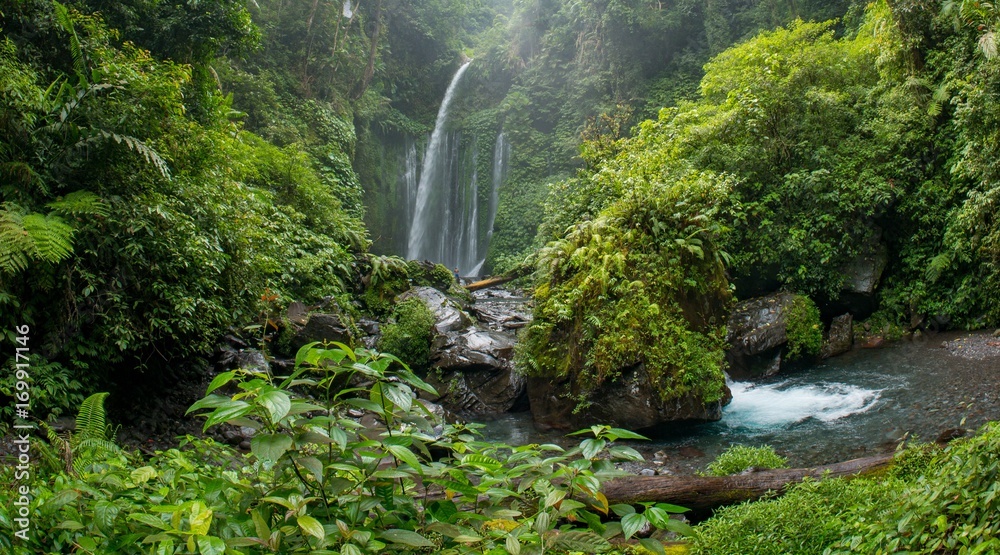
[724,379,881,429]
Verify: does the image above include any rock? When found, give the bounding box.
[820,313,853,359]
[936,428,966,444]
[993,329,1000,338]
[425,327,526,415]
[862,336,885,349]
[640,468,656,476]
[725,292,797,379]
[399,286,472,334]
[528,363,731,432]
[832,234,888,318]
[290,313,352,353]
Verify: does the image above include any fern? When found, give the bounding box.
[0,205,34,273]
[46,190,110,217]
[76,392,111,440]
[22,212,75,264]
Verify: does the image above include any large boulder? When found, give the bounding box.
[726,292,797,379]
[425,327,525,415]
[398,286,472,334]
[830,234,888,319]
[289,313,352,353]
[528,364,731,432]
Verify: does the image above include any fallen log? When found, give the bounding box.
[465,275,518,291]
[602,452,895,514]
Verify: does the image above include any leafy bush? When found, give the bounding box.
[378,298,436,370]
[831,423,1000,554]
[0,343,693,554]
[784,295,823,361]
[691,476,903,555]
[702,445,789,477]
[519,161,733,411]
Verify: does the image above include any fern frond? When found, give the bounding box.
[90,130,171,179]
[0,205,33,274]
[75,391,110,441]
[926,252,952,283]
[22,212,75,264]
[46,190,110,217]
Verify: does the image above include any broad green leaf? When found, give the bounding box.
[196,536,225,555]
[259,389,291,423]
[386,443,423,474]
[379,529,435,547]
[382,383,413,413]
[185,394,231,415]
[506,535,522,555]
[654,503,690,514]
[297,515,325,540]
[94,500,119,533]
[203,401,254,430]
[129,513,170,531]
[552,530,612,553]
[294,342,322,368]
[662,517,694,537]
[461,453,503,472]
[189,502,213,535]
[581,438,606,460]
[205,371,235,394]
[296,456,324,483]
[610,503,636,517]
[639,538,667,555]
[251,434,294,463]
[130,466,157,484]
[621,512,648,540]
[608,428,648,440]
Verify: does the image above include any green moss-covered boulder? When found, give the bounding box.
[518,168,734,431]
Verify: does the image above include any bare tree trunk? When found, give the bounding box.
[352,0,382,100]
[601,453,894,513]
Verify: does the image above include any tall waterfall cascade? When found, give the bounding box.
[405,61,510,276]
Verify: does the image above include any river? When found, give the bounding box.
[480,331,1000,474]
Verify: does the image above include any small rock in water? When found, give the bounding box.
[640,468,656,476]
[678,446,706,458]
[936,428,966,444]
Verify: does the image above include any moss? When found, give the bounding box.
[517,168,733,408]
[785,294,822,360]
[377,298,435,371]
[701,445,789,476]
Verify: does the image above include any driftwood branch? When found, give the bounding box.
[601,453,894,513]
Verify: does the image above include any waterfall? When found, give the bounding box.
[469,131,509,276]
[407,61,473,268]
[403,140,418,231]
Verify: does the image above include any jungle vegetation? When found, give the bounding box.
[2,0,1000,553]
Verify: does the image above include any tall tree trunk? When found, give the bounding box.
[353,0,382,100]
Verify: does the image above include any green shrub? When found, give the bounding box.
[702,445,789,476]
[785,295,823,361]
[377,298,436,370]
[830,423,1000,554]
[691,476,903,555]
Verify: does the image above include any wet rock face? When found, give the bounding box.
[527,364,731,432]
[830,236,888,319]
[399,286,472,334]
[290,313,352,353]
[726,292,797,379]
[399,286,526,415]
[821,313,853,359]
[426,327,526,415]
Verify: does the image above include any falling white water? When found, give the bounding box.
[469,131,509,277]
[724,379,881,430]
[407,61,473,266]
[403,140,418,229]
